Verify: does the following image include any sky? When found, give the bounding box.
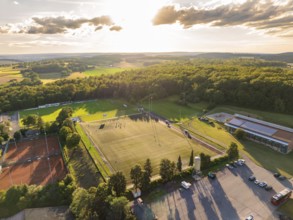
[0,0,292,54]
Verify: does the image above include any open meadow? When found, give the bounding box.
[19,99,137,124]
[83,66,127,76]
[79,115,216,181]
[0,66,23,84]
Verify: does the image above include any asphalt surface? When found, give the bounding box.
[134,158,293,220]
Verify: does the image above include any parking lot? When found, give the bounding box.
[134,158,293,220]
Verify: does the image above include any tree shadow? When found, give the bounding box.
[194,181,220,220]
[209,178,240,220]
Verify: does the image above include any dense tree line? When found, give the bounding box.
[0,175,76,218]
[0,59,292,113]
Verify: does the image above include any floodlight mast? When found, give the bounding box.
[44,124,53,183]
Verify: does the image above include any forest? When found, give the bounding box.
[0,59,292,114]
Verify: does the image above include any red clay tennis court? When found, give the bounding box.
[0,136,67,190]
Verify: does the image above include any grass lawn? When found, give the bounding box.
[181,118,293,178]
[79,116,216,181]
[182,119,237,150]
[208,105,293,128]
[63,144,102,189]
[142,97,207,122]
[83,67,127,76]
[141,98,293,178]
[19,99,137,125]
[240,140,293,178]
[76,123,111,179]
[278,199,293,218]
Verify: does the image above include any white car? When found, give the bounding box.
[226,164,233,169]
[254,180,260,185]
[181,181,191,189]
[258,182,267,188]
[238,159,245,164]
[245,215,254,220]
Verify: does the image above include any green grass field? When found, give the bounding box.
[79,116,216,181]
[140,98,293,178]
[19,99,137,125]
[278,199,293,218]
[182,119,236,150]
[143,97,207,122]
[83,67,127,76]
[178,115,293,178]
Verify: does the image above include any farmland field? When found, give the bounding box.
[79,115,216,181]
[83,67,127,76]
[19,99,137,124]
[0,66,23,84]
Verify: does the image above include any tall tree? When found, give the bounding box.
[227,142,239,160]
[93,183,110,220]
[59,126,73,143]
[13,131,21,141]
[177,155,182,172]
[56,107,73,125]
[108,172,126,197]
[70,188,94,220]
[66,132,81,148]
[108,196,134,220]
[141,171,151,191]
[189,150,194,166]
[130,165,143,191]
[22,114,39,127]
[144,158,152,179]
[234,128,246,139]
[159,159,176,182]
[199,153,211,170]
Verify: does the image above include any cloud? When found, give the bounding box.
[0,15,122,34]
[13,1,19,5]
[153,0,293,36]
[109,25,122,31]
[0,27,8,33]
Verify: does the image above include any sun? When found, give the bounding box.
[97,0,181,52]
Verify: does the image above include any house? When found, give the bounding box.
[225,114,293,154]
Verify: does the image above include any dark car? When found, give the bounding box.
[248,175,256,181]
[230,162,237,168]
[265,185,273,191]
[278,175,286,180]
[274,172,281,178]
[208,172,216,179]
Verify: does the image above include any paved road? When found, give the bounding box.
[134,158,292,220]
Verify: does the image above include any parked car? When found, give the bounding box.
[208,172,216,179]
[248,175,256,181]
[273,172,281,178]
[245,215,254,220]
[265,185,273,191]
[254,179,260,185]
[226,164,233,169]
[181,181,191,189]
[230,162,237,168]
[238,159,245,164]
[278,175,286,180]
[258,182,267,188]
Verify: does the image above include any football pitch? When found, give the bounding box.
[79,114,217,180]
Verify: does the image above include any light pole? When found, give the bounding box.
[44,128,53,183]
[13,138,17,150]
